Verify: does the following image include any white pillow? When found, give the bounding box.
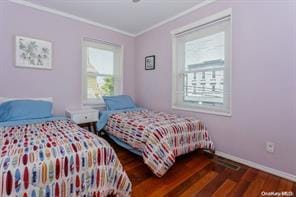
[0,97,53,105]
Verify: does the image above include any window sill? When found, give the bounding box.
[172,105,232,117]
[82,102,106,109]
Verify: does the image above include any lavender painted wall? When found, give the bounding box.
[0,2,135,114]
[135,0,296,175]
[0,0,295,176]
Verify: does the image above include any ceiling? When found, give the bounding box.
[22,0,207,36]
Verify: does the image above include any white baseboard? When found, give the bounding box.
[215,151,296,182]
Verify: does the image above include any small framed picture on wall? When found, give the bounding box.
[145,55,155,70]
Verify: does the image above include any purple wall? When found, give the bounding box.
[135,1,296,175]
[0,1,295,176]
[0,2,135,114]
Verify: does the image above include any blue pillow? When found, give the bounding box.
[0,100,53,122]
[103,95,136,110]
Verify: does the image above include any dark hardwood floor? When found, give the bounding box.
[104,137,296,197]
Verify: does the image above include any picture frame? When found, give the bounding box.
[15,36,52,70]
[145,55,155,70]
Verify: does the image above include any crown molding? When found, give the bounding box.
[8,0,217,38]
[135,0,217,36]
[8,0,137,37]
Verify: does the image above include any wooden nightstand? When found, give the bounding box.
[65,108,99,134]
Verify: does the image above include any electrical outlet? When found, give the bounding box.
[266,142,275,153]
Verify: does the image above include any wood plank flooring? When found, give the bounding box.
[105,137,296,197]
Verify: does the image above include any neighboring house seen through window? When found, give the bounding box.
[172,9,232,116]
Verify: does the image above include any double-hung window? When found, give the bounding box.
[82,39,123,105]
[172,9,232,116]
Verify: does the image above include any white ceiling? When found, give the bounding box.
[22,0,207,36]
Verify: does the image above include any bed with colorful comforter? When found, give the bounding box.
[0,117,131,197]
[98,108,214,177]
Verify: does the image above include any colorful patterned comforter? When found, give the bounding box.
[104,109,214,177]
[0,119,131,196]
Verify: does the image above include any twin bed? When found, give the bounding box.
[0,99,131,196]
[0,96,214,196]
[98,96,215,177]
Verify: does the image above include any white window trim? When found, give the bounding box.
[81,38,124,107]
[171,9,232,117]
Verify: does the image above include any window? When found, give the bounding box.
[172,9,232,116]
[82,39,123,105]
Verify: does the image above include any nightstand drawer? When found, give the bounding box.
[71,112,98,124]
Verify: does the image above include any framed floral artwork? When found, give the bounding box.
[15,36,52,69]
